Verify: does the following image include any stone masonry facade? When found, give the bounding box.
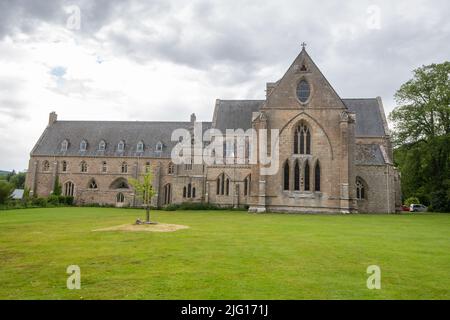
[25,48,401,213]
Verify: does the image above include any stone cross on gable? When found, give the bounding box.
[301,42,307,50]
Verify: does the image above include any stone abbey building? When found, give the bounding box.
[26,48,401,213]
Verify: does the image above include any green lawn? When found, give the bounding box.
[0,208,449,299]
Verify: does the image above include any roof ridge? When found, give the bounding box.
[342,98,378,100]
[217,99,265,102]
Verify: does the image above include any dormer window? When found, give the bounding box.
[61,140,69,152]
[296,80,310,103]
[117,140,125,152]
[137,141,144,152]
[156,142,163,152]
[98,140,106,151]
[80,140,87,152]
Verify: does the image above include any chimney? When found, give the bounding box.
[190,113,196,123]
[48,111,57,126]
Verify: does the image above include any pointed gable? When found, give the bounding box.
[264,48,347,110]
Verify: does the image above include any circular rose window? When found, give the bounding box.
[296,80,310,103]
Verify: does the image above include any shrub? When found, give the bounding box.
[404,197,420,207]
[47,195,60,206]
[0,181,13,205]
[63,196,74,206]
[31,197,47,207]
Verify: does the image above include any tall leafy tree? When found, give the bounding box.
[390,62,450,210]
[390,62,450,145]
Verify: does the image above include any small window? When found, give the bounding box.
[121,162,128,173]
[117,141,125,152]
[88,179,98,189]
[80,161,88,173]
[244,175,251,196]
[185,163,192,171]
[99,140,106,151]
[80,140,87,152]
[61,140,69,152]
[296,80,310,103]
[61,161,67,172]
[102,161,107,173]
[156,142,163,152]
[43,160,50,172]
[137,141,144,152]
[168,162,174,174]
[356,178,366,200]
[145,161,151,173]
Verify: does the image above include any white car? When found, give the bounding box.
[410,204,427,212]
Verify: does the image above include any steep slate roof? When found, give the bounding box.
[31,121,211,157]
[354,144,386,165]
[212,100,264,131]
[342,98,387,137]
[212,98,388,137]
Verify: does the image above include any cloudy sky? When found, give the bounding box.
[0,0,449,171]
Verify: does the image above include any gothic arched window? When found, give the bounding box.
[183,186,187,198]
[192,187,196,198]
[283,161,290,191]
[216,177,220,195]
[168,162,174,174]
[225,178,230,196]
[187,183,192,198]
[121,162,128,173]
[314,161,321,192]
[304,160,310,191]
[163,184,171,205]
[43,160,50,172]
[80,161,87,173]
[294,160,300,191]
[116,192,125,203]
[64,181,74,196]
[244,174,251,196]
[356,178,366,200]
[296,80,310,103]
[294,124,311,155]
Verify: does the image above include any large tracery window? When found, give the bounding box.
[294,124,311,155]
[296,80,310,103]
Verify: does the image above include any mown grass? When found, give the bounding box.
[0,207,448,299]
